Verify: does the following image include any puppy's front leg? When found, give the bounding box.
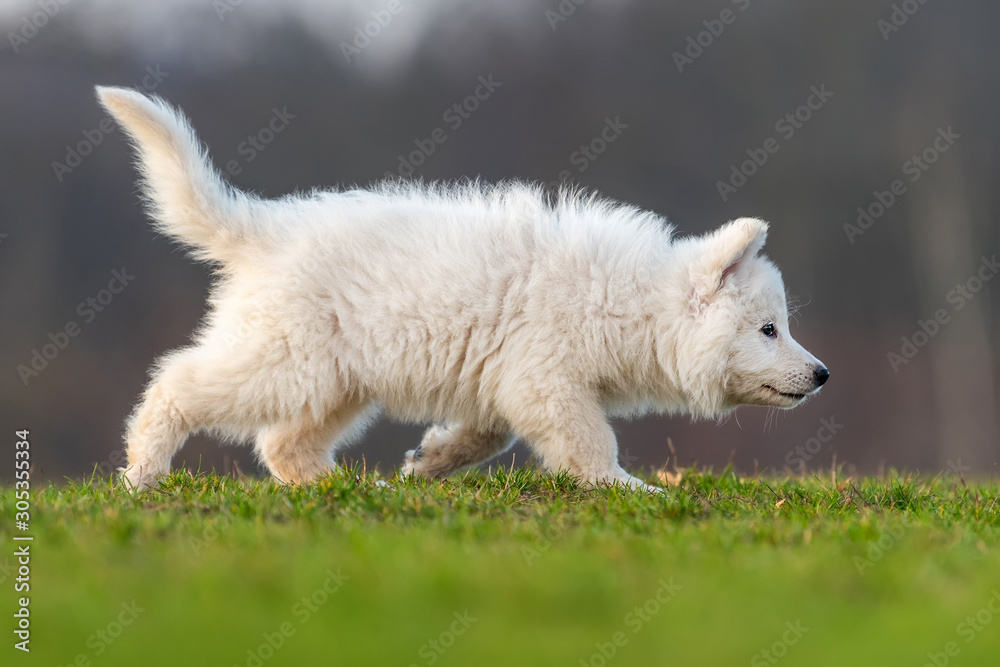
[508,393,662,493]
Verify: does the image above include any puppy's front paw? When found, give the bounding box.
[613,474,665,494]
[118,463,162,492]
[401,446,423,477]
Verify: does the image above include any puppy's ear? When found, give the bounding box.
[691,217,768,298]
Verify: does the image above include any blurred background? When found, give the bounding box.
[1,0,997,483]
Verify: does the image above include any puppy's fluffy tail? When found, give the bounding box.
[97,86,261,264]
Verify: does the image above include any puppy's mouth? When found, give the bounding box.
[762,385,807,400]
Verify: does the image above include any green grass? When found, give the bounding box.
[3,466,999,666]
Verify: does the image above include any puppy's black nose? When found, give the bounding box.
[814,367,830,387]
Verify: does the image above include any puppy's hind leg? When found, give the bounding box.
[256,398,375,485]
[123,340,317,491]
[122,382,189,491]
[122,348,217,491]
[402,424,514,479]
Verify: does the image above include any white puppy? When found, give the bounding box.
[97,87,828,493]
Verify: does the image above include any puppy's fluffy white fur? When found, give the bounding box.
[97,86,827,493]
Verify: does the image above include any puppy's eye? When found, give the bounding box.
[761,322,777,338]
